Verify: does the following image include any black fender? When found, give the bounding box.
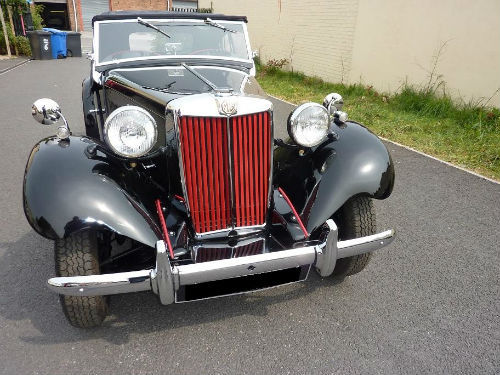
[23,136,162,247]
[274,121,394,235]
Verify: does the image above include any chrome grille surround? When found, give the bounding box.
[167,93,274,238]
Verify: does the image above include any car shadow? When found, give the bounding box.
[0,231,341,345]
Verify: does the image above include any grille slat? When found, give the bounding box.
[260,113,265,223]
[179,112,271,234]
[196,240,265,263]
[248,115,255,224]
[232,117,240,226]
[253,114,259,224]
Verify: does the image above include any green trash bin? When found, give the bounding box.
[26,31,52,60]
[66,32,82,57]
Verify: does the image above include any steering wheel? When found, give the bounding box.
[189,48,219,55]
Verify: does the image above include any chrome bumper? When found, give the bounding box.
[47,220,395,304]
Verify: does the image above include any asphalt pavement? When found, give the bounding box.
[0,58,499,375]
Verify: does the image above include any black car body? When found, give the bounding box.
[24,11,395,328]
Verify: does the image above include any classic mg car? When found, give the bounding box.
[24,11,395,328]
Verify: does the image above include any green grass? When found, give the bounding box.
[256,65,500,181]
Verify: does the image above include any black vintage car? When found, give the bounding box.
[24,11,395,328]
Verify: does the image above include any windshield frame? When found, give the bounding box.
[93,18,253,68]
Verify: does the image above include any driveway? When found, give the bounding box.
[0,58,498,375]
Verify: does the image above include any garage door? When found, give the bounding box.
[81,0,109,31]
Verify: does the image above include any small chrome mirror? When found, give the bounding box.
[323,93,344,114]
[252,50,259,59]
[32,98,61,125]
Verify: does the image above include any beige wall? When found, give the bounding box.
[200,0,500,107]
[199,0,359,83]
[350,0,500,107]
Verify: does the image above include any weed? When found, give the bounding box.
[256,63,500,180]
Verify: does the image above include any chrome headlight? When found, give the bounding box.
[288,103,329,147]
[104,106,157,158]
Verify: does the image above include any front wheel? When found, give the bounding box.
[54,230,109,328]
[331,196,376,280]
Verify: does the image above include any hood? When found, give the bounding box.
[105,65,265,107]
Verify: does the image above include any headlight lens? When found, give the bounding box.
[288,103,329,147]
[104,106,157,157]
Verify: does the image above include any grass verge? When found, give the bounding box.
[256,65,500,181]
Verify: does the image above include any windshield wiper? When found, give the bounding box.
[181,63,232,94]
[137,17,171,38]
[181,63,218,91]
[144,87,198,95]
[143,81,176,92]
[204,18,237,33]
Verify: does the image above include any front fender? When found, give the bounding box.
[274,121,394,235]
[23,136,161,247]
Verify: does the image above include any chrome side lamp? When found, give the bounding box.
[323,93,348,124]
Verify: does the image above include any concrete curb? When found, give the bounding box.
[0,58,31,75]
[380,137,500,185]
[268,94,500,185]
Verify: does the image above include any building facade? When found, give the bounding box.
[199,0,500,108]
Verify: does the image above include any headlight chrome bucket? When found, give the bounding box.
[104,106,157,158]
[287,102,329,147]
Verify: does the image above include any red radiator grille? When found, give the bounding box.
[179,116,231,233]
[195,240,265,263]
[178,112,271,234]
[232,112,271,227]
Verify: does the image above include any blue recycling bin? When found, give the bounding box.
[43,28,67,59]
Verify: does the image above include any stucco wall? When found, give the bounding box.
[200,0,500,107]
[350,0,500,107]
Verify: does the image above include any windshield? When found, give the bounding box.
[96,20,250,64]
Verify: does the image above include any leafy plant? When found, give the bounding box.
[31,4,45,30]
[0,28,31,56]
[0,0,45,56]
[267,58,289,69]
[14,35,30,55]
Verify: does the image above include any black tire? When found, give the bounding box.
[331,196,376,280]
[55,231,109,328]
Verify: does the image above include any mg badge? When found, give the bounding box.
[217,98,238,116]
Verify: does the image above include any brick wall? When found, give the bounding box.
[109,0,168,11]
[67,0,85,32]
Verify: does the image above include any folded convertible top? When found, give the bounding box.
[92,10,248,25]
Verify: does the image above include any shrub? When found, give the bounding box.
[31,4,45,30]
[0,29,32,57]
[15,36,31,55]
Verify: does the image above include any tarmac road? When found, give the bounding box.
[0,58,499,375]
